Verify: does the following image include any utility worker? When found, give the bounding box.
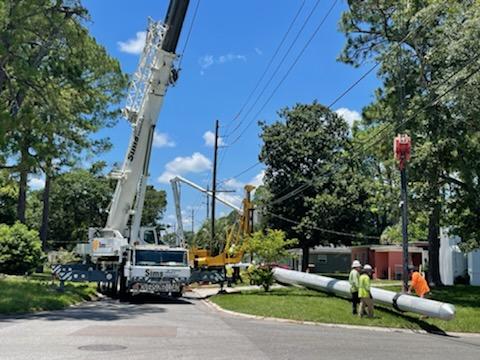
[349,260,362,315]
[247,261,256,285]
[408,266,430,298]
[225,264,234,287]
[358,264,374,318]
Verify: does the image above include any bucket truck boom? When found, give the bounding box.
[170,176,255,282]
[53,0,192,298]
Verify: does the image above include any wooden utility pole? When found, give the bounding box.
[191,208,195,234]
[206,185,210,219]
[394,134,412,293]
[210,120,219,250]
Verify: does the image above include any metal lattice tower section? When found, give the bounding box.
[123,19,168,124]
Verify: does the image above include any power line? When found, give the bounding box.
[223,0,307,138]
[248,0,452,206]
[265,50,480,207]
[266,212,380,240]
[178,0,201,70]
[262,56,480,239]
[217,0,318,170]
[219,161,262,185]
[227,0,336,147]
[230,0,447,149]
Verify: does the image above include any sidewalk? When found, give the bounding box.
[184,284,283,299]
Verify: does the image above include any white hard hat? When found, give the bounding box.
[351,260,362,268]
[363,264,373,271]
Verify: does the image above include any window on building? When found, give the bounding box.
[317,255,328,264]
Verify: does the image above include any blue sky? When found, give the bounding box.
[69,0,380,231]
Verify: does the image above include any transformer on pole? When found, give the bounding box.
[394,134,411,293]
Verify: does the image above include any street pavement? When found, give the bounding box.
[1,295,479,360]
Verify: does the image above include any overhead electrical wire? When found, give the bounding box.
[262,56,480,239]
[267,212,381,240]
[227,0,339,147]
[265,50,480,208]
[247,0,451,205]
[178,0,201,70]
[222,0,307,137]
[216,0,314,172]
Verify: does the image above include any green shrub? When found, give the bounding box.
[250,267,274,292]
[0,222,44,274]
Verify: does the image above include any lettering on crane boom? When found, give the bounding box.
[128,135,139,161]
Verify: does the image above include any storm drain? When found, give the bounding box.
[78,344,127,352]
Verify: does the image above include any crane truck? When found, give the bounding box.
[53,0,191,298]
[170,175,255,283]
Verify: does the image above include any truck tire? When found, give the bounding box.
[116,267,129,301]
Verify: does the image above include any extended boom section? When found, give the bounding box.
[273,267,455,320]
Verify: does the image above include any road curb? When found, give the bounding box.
[203,299,480,338]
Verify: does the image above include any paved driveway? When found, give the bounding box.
[1,296,479,360]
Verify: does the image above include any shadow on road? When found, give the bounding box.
[0,295,193,323]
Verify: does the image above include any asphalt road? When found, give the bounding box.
[1,296,479,360]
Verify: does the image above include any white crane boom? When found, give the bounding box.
[91,0,190,260]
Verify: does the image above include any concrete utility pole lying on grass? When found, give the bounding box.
[273,267,455,320]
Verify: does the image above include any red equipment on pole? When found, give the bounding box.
[394,134,411,170]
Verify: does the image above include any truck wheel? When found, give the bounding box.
[116,269,128,301]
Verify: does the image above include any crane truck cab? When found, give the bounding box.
[125,245,190,297]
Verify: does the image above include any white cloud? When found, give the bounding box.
[198,53,247,74]
[217,193,243,209]
[250,170,265,188]
[224,178,244,190]
[153,132,175,148]
[335,108,361,127]
[158,152,212,183]
[118,31,146,55]
[254,47,263,55]
[29,177,45,190]
[203,131,225,147]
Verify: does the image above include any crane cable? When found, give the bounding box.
[178,0,201,70]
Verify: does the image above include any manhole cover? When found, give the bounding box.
[78,344,127,352]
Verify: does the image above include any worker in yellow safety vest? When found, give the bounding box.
[358,264,374,318]
[225,264,234,287]
[349,260,362,315]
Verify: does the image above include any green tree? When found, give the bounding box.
[259,102,377,270]
[339,1,480,284]
[193,211,238,252]
[0,222,44,274]
[141,185,167,227]
[27,167,168,249]
[0,0,126,223]
[242,229,297,291]
[0,170,17,224]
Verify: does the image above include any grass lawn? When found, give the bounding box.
[0,275,97,315]
[210,285,480,333]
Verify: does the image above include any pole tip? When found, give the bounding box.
[439,303,456,320]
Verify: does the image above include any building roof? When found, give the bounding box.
[289,246,351,255]
[352,244,424,253]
